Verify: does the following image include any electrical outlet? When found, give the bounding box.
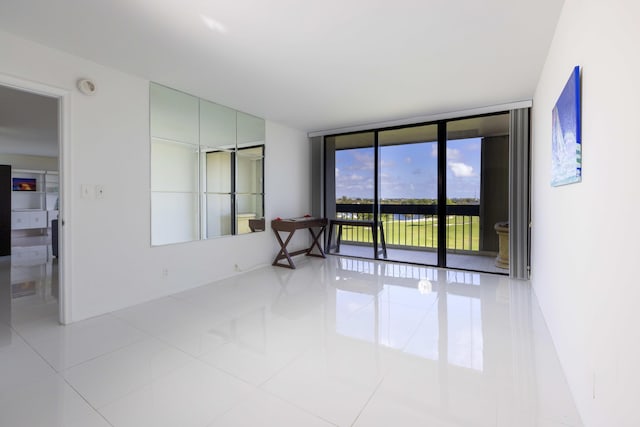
[95,185,104,199]
[234,264,240,272]
[162,268,169,277]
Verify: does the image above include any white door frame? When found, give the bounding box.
[0,73,72,324]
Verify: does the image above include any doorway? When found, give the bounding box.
[0,78,68,324]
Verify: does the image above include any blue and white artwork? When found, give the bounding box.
[551,66,582,186]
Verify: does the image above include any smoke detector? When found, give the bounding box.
[77,79,97,95]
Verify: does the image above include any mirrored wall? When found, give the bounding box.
[150,83,265,246]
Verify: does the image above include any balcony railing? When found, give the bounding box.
[335,203,480,252]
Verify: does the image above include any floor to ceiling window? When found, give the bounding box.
[325,111,517,275]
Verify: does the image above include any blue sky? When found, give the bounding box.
[336,138,481,200]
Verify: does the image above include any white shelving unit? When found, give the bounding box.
[45,171,59,228]
[11,169,58,232]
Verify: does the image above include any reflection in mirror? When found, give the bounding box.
[237,113,265,234]
[235,113,265,235]
[237,194,264,233]
[150,83,265,245]
[236,146,264,234]
[237,112,265,148]
[200,99,236,151]
[204,151,232,238]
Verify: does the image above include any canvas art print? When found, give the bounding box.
[551,66,582,186]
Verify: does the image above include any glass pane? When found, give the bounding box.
[378,124,439,265]
[237,112,265,148]
[200,100,236,151]
[236,194,263,234]
[206,194,232,238]
[237,147,263,194]
[330,131,375,257]
[205,151,232,193]
[151,192,198,246]
[151,139,198,192]
[150,83,198,144]
[445,113,509,274]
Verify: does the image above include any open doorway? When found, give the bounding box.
[0,82,66,325]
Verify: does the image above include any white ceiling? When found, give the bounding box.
[0,0,564,134]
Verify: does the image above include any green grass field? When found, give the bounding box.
[337,215,480,251]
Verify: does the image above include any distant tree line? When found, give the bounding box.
[336,196,479,205]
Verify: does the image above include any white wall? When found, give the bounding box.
[531,1,640,425]
[0,153,58,171]
[0,30,311,322]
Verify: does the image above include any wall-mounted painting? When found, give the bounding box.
[551,66,582,186]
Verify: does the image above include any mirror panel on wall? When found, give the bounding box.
[150,85,199,246]
[150,83,265,246]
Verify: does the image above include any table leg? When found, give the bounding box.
[272,229,297,269]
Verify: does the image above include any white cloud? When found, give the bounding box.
[335,167,340,177]
[404,156,412,164]
[449,162,474,177]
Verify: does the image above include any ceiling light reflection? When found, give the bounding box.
[200,14,227,33]
[418,279,433,294]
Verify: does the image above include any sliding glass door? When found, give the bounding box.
[324,111,514,275]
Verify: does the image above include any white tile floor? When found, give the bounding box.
[0,253,582,427]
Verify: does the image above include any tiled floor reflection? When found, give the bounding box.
[0,255,582,426]
[1,234,59,329]
[331,243,508,274]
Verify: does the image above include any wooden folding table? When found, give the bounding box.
[271,217,328,269]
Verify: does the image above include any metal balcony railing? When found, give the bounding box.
[335,203,480,252]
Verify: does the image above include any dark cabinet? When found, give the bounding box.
[0,165,10,256]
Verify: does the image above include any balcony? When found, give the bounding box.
[332,203,506,274]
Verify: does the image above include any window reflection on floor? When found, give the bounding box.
[447,294,483,371]
[333,256,484,371]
